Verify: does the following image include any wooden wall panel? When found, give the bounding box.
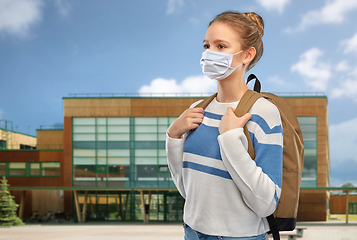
[330,195,357,214]
[32,190,64,215]
[36,130,63,149]
[0,130,36,149]
[297,190,329,221]
[63,98,132,117]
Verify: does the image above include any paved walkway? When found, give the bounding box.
[0,222,356,240]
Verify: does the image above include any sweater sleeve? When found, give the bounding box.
[166,133,187,199]
[165,100,203,199]
[217,101,283,218]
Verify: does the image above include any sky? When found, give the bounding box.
[0,0,357,187]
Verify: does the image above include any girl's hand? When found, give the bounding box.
[219,107,252,134]
[167,108,205,139]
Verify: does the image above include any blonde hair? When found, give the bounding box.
[209,11,264,71]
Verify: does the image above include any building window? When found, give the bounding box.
[297,116,318,187]
[72,117,176,188]
[20,144,36,150]
[0,162,60,177]
[0,140,6,149]
[30,163,40,176]
[42,162,60,176]
[9,162,26,176]
[0,163,6,176]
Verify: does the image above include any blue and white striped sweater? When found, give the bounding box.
[166,97,283,237]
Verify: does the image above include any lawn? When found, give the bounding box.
[328,214,357,222]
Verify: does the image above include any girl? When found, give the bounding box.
[166,11,283,240]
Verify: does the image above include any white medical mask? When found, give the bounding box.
[200,49,243,80]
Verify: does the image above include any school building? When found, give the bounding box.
[0,92,330,222]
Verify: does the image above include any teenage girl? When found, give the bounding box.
[166,11,283,240]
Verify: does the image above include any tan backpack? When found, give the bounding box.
[195,74,304,240]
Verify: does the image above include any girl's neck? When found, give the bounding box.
[216,72,248,103]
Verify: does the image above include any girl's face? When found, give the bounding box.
[203,22,245,69]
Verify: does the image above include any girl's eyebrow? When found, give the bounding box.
[203,39,229,44]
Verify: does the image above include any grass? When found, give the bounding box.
[328,214,357,222]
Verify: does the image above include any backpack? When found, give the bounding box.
[195,74,304,240]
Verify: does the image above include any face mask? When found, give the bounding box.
[200,49,243,80]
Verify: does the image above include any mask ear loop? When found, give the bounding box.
[231,50,244,69]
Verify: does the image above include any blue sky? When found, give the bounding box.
[0,0,357,187]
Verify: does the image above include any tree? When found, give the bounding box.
[0,176,24,226]
[341,182,356,193]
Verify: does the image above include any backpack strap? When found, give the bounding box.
[267,214,280,240]
[235,89,261,160]
[194,93,218,109]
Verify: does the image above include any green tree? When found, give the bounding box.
[0,176,24,226]
[341,182,356,193]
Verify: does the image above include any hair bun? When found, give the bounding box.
[243,12,264,38]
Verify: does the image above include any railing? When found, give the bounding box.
[67,92,326,98]
[38,125,64,130]
[0,144,63,150]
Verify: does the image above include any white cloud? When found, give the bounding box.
[166,0,184,15]
[138,75,216,96]
[341,32,357,54]
[329,117,357,163]
[331,78,357,103]
[335,60,350,72]
[53,0,72,17]
[287,0,357,32]
[256,0,290,13]
[291,48,331,91]
[0,0,44,38]
[267,75,285,85]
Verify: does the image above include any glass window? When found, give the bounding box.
[73,126,95,133]
[73,118,95,125]
[96,126,106,133]
[108,118,129,125]
[298,116,317,187]
[135,133,157,141]
[300,125,317,133]
[158,118,168,125]
[9,163,26,169]
[136,157,157,165]
[0,140,6,149]
[9,163,26,176]
[108,149,130,157]
[135,126,157,133]
[30,163,40,176]
[108,126,130,133]
[73,157,96,165]
[42,162,60,176]
[158,126,168,133]
[73,149,96,157]
[9,169,26,176]
[73,133,95,141]
[108,133,130,141]
[135,118,157,125]
[297,117,317,124]
[0,163,6,176]
[135,149,157,157]
[96,118,106,125]
[108,157,130,165]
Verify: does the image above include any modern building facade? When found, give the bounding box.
[0,93,330,222]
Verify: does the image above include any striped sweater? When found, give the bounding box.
[166,97,283,237]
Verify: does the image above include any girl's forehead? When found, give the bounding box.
[205,22,242,43]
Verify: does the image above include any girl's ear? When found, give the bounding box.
[243,47,256,65]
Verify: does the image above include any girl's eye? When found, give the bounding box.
[218,44,226,49]
[203,44,210,49]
